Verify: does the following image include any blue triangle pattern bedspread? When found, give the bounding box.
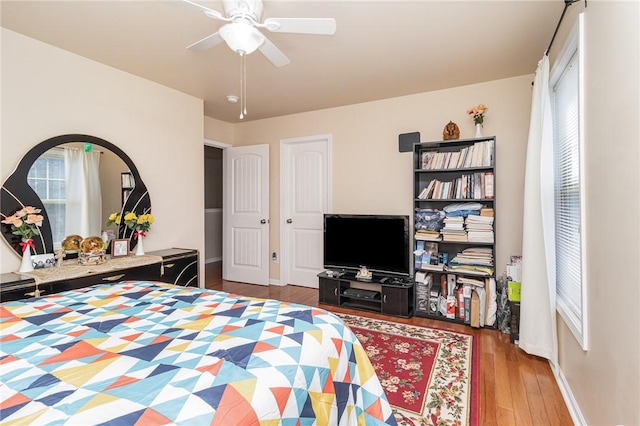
[0,281,396,425]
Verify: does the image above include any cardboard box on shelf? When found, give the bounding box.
[470,291,480,328]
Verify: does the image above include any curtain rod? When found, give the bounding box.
[545,0,584,56]
[50,146,104,154]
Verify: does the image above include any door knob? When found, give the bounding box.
[260,219,267,224]
[286,219,292,224]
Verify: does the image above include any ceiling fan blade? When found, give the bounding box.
[262,17,336,35]
[182,0,228,21]
[187,32,224,51]
[258,36,291,67]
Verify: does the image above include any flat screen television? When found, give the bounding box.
[323,214,410,278]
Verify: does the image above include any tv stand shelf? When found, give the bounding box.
[318,272,414,318]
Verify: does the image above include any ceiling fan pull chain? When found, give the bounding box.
[239,52,245,119]
[243,52,247,117]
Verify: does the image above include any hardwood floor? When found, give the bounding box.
[204,262,573,425]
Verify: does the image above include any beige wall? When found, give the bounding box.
[0,29,205,284]
[232,75,533,281]
[204,116,234,144]
[548,2,640,424]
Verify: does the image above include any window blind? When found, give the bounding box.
[552,51,583,333]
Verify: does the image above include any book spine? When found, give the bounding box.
[484,172,494,199]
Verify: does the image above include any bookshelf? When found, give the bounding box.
[413,136,497,328]
[121,171,134,206]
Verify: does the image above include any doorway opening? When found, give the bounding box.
[204,143,224,285]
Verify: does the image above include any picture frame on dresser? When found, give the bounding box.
[111,239,129,257]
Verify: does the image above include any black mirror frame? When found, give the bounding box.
[1,134,151,258]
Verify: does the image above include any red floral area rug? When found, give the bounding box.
[337,314,479,426]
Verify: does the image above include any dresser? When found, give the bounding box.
[147,248,199,287]
[0,248,199,303]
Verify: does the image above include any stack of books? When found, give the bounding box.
[441,216,467,242]
[414,229,441,241]
[448,247,494,276]
[466,214,494,243]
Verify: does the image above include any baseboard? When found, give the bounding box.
[205,257,222,264]
[549,361,587,425]
[270,278,283,286]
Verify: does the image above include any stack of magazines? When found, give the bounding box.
[448,247,494,276]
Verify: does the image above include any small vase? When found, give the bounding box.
[135,236,145,256]
[475,123,483,138]
[19,242,34,273]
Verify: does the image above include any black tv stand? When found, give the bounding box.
[318,271,414,318]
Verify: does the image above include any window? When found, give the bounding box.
[27,150,66,247]
[550,14,587,349]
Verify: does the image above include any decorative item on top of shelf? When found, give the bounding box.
[442,121,460,140]
[31,253,56,269]
[78,236,107,265]
[107,210,155,256]
[467,104,489,137]
[55,248,65,267]
[61,234,83,259]
[111,239,130,258]
[1,206,44,273]
[355,265,372,281]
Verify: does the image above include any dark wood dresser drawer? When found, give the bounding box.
[1,273,38,302]
[47,263,162,294]
[148,248,199,287]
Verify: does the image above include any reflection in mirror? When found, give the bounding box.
[27,144,130,248]
[1,134,150,258]
[28,150,66,245]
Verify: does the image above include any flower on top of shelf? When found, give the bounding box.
[1,206,44,250]
[106,212,122,226]
[107,211,154,239]
[467,104,489,126]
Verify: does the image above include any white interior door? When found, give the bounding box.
[223,145,269,285]
[281,135,331,288]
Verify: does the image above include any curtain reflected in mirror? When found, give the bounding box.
[26,143,130,248]
[64,148,101,239]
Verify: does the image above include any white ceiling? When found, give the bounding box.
[1,0,563,123]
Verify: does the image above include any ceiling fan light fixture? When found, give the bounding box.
[219,22,265,54]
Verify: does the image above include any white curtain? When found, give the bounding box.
[519,55,558,364]
[65,148,102,238]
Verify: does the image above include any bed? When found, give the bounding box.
[0,281,396,425]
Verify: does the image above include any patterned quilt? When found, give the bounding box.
[0,281,396,425]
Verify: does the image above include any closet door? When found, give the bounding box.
[223,145,269,286]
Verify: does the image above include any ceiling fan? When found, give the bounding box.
[184,0,337,67]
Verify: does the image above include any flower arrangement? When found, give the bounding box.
[107,211,154,239]
[467,104,489,126]
[1,206,44,251]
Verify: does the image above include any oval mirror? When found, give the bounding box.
[1,134,151,257]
